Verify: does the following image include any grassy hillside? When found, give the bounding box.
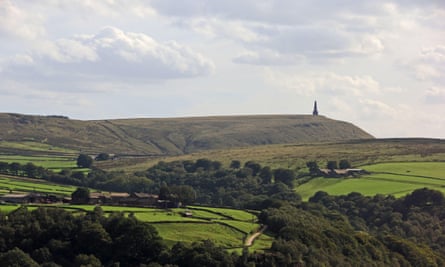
[0,175,79,196]
[0,113,373,155]
[296,162,445,200]
[102,138,445,172]
[0,204,272,252]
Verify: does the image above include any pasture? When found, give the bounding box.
[0,141,77,154]
[188,206,257,221]
[152,222,244,248]
[0,204,271,251]
[0,155,80,172]
[0,175,77,196]
[103,138,445,173]
[296,161,445,200]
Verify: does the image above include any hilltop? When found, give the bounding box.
[0,113,373,155]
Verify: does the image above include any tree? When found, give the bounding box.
[0,161,9,174]
[24,162,38,178]
[273,169,296,187]
[9,162,21,176]
[95,153,110,161]
[306,161,319,173]
[71,171,86,181]
[259,167,273,184]
[230,160,241,169]
[71,187,90,204]
[195,158,212,171]
[327,161,338,170]
[74,254,102,267]
[159,185,171,200]
[170,185,196,205]
[339,159,351,169]
[77,154,93,168]
[0,247,39,267]
[244,161,262,176]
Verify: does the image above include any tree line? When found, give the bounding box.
[0,206,238,267]
[2,188,445,266]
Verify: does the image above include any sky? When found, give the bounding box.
[0,1,444,138]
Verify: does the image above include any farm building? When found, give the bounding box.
[121,192,159,206]
[88,192,130,205]
[0,193,61,204]
[87,192,159,206]
[0,193,31,204]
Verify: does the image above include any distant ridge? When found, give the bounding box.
[0,113,373,155]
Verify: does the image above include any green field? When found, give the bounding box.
[103,138,445,173]
[216,220,260,234]
[296,162,445,200]
[188,206,257,221]
[0,204,271,251]
[0,155,76,167]
[0,176,77,196]
[152,222,245,248]
[0,204,21,213]
[363,162,445,177]
[0,155,83,172]
[0,140,80,172]
[0,141,77,154]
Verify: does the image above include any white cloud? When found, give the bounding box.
[3,27,215,84]
[425,87,445,104]
[178,18,267,43]
[38,0,157,18]
[233,50,305,65]
[359,98,398,119]
[408,45,445,82]
[421,46,445,63]
[0,0,45,40]
[265,70,381,96]
[0,0,444,138]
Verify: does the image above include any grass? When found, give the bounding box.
[152,222,245,248]
[0,155,78,170]
[296,162,445,200]
[0,141,77,154]
[66,205,158,213]
[216,220,260,234]
[0,204,21,213]
[249,233,275,252]
[188,206,256,221]
[0,175,77,196]
[103,138,445,173]
[1,113,372,157]
[174,208,227,220]
[363,162,445,178]
[0,204,267,250]
[133,211,203,223]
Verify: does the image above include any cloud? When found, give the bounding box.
[425,87,445,104]
[265,70,381,96]
[0,0,45,40]
[176,18,267,43]
[408,45,445,82]
[358,98,398,120]
[3,27,215,84]
[233,50,305,65]
[149,1,383,25]
[159,2,390,66]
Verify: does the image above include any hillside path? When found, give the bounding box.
[244,225,267,247]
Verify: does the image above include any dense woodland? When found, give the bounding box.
[2,159,445,266]
[2,188,445,266]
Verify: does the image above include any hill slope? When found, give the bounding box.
[0,113,373,155]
